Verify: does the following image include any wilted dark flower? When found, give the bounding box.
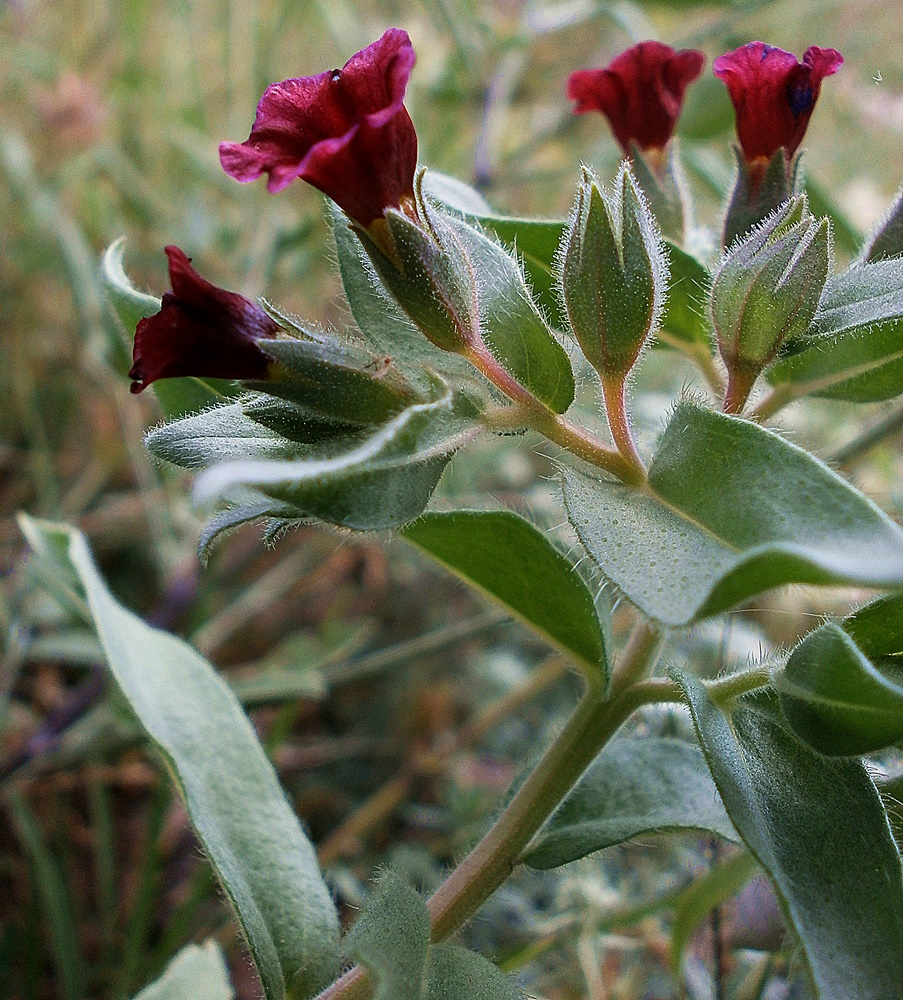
[567,41,705,155]
[219,28,418,227]
[713,42,843,165]
[129,246,279,393]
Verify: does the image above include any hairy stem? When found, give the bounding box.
[601,375,646,475]
[316,621,664,1000]
[466,345,646,486]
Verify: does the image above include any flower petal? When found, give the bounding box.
[129,247,279,393]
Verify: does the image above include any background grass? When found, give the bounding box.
[2,0,902,997]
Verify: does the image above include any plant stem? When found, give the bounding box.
[829,397,903,468]
[722,365,759,415]
[466,345,646,486]
[316,621,664,1000]
[601,375,647,474]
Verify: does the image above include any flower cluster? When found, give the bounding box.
[129,31,844,396]
[568,39,841,168]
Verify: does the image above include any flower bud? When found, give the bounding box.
[560,163,666,379]
[357,192,478,354]
[712,196,830,411]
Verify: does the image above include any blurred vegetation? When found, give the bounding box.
[2,0,902,997]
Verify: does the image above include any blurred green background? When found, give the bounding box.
[2,0,902,997]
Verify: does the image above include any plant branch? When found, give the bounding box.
[601,375,647,474]
[464,344,646,485]
[316,621,664,1000]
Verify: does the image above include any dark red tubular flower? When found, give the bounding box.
[218,28,417,227]
[713,42,843,165]
[567,41,706,156]
[129,247,280,394]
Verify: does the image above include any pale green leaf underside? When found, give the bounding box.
[132,941,233,1000]
[192,389,481,530]
[680,677,903,1000]
[524,737,738,869]
[401,510,608,676]
[564,402,903,625]
[19,517,341,1000]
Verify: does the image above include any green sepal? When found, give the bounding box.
[248,336,417,426]
[861,182,903,263]
[560,163,666,379]
[712,196,830,373]
[776,621,903,756]
[359,202,477,354]
[722,146,798,249]
[629,140,690,241]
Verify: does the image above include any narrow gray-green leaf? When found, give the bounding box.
[776,621,903,755]
[564,401,903,625]
[401,510,607,677]
[425,944,523,1000]
[345,874,430,1000]
[523,737,738,869]
[769,259,903,401]
[20,518,341,999]
[194,389,481,530]
[679,676,903,1000]
[132,941,233,1000]
[146,403,305,470]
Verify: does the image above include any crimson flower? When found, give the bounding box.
[129,247,279,394]
[219,28,417,227]
[713,42,843,165]
[567,41,705,155]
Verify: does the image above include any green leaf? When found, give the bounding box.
[469,215,567,328]
[345,874,430,1000]
[132,941,233,1000]
[776,620,903,755]
[425,944,523,1000]
[660,242,712,348]
[861,183,903,263]
[146,403,304,470]
[193,387,482,530]
[523,737,738,870]
[101,239,234,418]
[401,510,608,677]
[678,675,903,1000]
[18,517,341,1000]
[843,592,903,658]
[564,401,903,625]
[769,259,903,401]
[806,176,864,258]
